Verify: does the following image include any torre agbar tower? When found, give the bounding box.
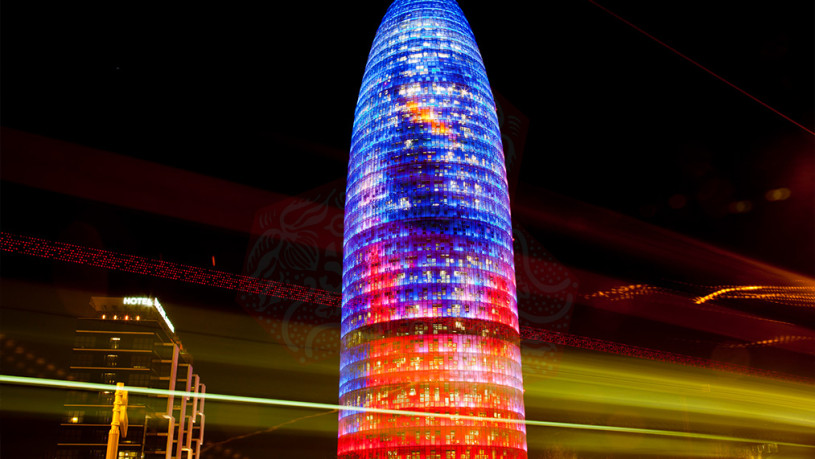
[340,0,527,458]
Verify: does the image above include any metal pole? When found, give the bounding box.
[174,365,192,459]
[105,382,127,459]
[165,344,179,459]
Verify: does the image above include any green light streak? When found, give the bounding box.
[2,374,812,449]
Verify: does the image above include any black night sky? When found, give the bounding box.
[3,1,812,273]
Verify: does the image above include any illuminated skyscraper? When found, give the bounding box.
[339,1,527,458]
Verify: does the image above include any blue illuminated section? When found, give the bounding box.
[340,1,527,457]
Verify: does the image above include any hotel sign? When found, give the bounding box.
[122,297,176,333]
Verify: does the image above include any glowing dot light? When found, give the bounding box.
[765,187,791,202]
[340,1,526,458]
[729,200,753,213]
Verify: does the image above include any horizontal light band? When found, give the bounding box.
[3,375,811,448]
[3,231,810,383]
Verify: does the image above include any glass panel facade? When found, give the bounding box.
[340,1,527,457]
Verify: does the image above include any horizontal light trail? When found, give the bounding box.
[588,0,815,136]
[0,127,289,237]
[3,375,811,448]
[695,286,762,304]
[3,231,811,384]
[525,328,814,385]
[694,285,815,306]
[525,350,815,431]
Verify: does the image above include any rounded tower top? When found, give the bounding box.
[353,0,497,132]
[340,2,526,456]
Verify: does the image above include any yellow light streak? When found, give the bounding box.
[2,374,813,449]
[694,286,762,304]
[694,285,815,305]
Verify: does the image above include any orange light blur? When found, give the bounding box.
[405,100,452,135]
[765,187,791,201]
[694,285,815,306]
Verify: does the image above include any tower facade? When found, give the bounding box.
[339,1,527,458]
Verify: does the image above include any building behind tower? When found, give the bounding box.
[56,297,205,459]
